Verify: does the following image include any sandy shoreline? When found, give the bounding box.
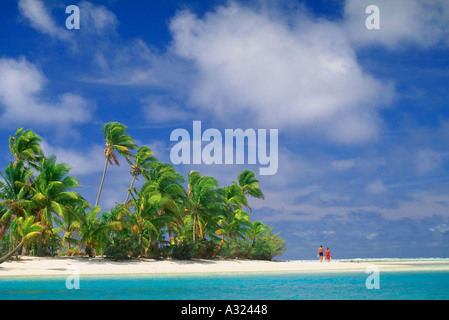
[1,256,449,277]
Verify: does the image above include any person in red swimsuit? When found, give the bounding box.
[325,247,331,262]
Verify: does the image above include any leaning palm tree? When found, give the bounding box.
[233,169,264,213]
[9,128,44,168]
[0,161,34,241]
[186,171,224,242]
[215,208,251,255]
[23,155,84,256]
[0,216,43,264]
[141,162,186,244]
[125,146,157,203]
[96,122,137,207]
[117,189,174,257]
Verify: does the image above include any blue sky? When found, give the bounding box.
[1,0,449,259]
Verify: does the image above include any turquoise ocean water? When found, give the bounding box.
[1,265,449,300]
[1,271,448,300]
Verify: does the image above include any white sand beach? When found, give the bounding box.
[1,257,448,277]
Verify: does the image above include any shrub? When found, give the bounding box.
[220,227,287,260]
[104,234,141,260]
[163,238,218,260]
[250,227,287,260]
[219,238,252,259]
[164,240,194,260]
[192,238,217,259]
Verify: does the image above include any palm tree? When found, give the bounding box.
[233,169,264,213]
[142,163,185,215]
[96,122,137,207]
[186,171,224,242]
[141,162,186,245]
[117,188,174,257]
[222,183,246,213]
[78,206,108,257]
[60,202,88,255]
[22,155,84,256]
[125,146,157,203]
[0,161,34,241]
[214,184,252,254]
[215,208,251,255]
[9,128,44,168]
[247,220,267,248]
[0,216,43,264]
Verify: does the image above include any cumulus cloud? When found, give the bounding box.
[142,96,194,124]
[18,0,119,42]
[366,179,387,195]
[41,141,105,176]
[330,158,356,171]
[18,0,71,41]
[414,149,443,176]
[0,57,92,131]
[169,2,394,143]
[344,0,449,49]
[77,1,119,36]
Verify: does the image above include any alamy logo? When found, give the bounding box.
[170,121,278,175]
[65,5,80,30]
[66,266,80,290]
[365,265,380,289]
[366,5,380,30]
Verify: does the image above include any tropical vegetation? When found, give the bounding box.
[0,123,286,263]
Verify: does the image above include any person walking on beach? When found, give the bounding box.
[325,247,331,262]
[317,245,324,263]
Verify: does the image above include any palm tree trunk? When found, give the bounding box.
[192,215,196,242]
[0,239,24,264]
[0,216,11,241]
[95,158,109,207]
[125,174,137,203]
[198,220,204,239]
[215,235,225,257]
[37,233,43,256]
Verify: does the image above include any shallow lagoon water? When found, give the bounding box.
[1,269,449,300]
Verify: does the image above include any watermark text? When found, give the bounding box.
[170,121,278,175]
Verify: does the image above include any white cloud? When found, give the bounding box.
[330,158,356,171]
[142,96,194,124]
[366,179,387,195]
[41,141,104,176]
[344,0,449,49]
[415,149,442,176]
[77,1,119,35]
[18,0,71,41]
[0,57,93,131]
[169,2,394,143]
[18,0,119,42]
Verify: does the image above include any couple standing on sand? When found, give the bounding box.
[317,245,331,263]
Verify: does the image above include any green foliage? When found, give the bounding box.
[96,121,137,207]
[0,125,287,261]
[220,238,253,259]
[251,228,287,260]
[163,240,194,260]
[0,236,8,256]
[220,226,287,261]
[104,234,141,260]
[163,238,218,260]
[9,127,44,167]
